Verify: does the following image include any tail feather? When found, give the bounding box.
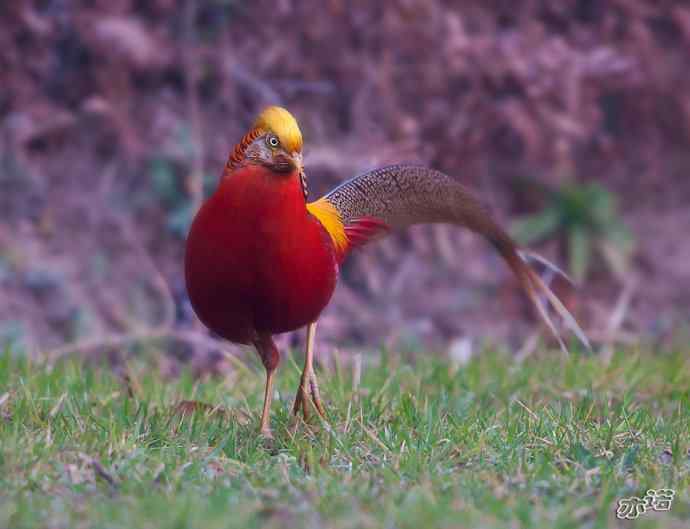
[496,238,590,353]
[518,250,574,287]
[518,249,590,351]
[522,260,591,353]
[322,164,590,352]
[523,267,569,354]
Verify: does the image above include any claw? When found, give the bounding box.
[292,321,326,426]
[292,369,325,422]
[308,374,326,417]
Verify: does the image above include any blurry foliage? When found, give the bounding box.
[149,158,192,238]
[148,157,216,238]
[145,124,217,239]
[195,0,243,40]
[1,0,689,352]
[0,320,26,354]
[512,182,634,283]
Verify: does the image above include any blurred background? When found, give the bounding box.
[1,0,689,374]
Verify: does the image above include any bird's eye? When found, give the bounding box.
[266,135,280,148]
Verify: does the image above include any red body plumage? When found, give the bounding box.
[185,165,338,345]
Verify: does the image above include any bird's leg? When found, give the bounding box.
[259,368,276,436]
[292,321,326,421]
[254,334,280,437]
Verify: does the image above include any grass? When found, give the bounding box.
[0,343,688,529]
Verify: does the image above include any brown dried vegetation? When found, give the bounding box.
[1,1,689,370]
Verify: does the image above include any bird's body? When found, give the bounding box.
[184,106,589,436]
[185,165,338,344]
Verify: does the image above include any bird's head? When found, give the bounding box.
[228,106,304,175]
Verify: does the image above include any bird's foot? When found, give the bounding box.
[292,369,326,422]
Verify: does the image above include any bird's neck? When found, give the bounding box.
[215,164,322,249]
[220,164,305,210]
[218,164,346,256]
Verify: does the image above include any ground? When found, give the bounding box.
[0,345,688,529]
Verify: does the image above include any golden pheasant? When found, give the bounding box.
[185,106,589,436]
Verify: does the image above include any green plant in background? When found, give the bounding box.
[0,321,26,354]
[149,157,216,239]
[511,182,634,283]
[149,157,193,238]
[145,123,218,239]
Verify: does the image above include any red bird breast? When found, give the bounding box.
[185,166,338,344]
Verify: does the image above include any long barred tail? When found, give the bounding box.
[323,164,590,353]
[492,233,590,354]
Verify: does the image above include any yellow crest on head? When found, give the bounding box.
[254,106,303,153]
